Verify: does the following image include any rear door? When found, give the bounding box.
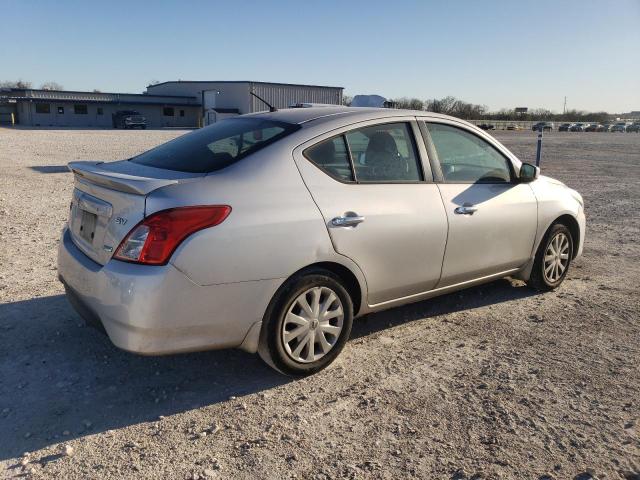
[293,119,448,306]
[419,120,538,287]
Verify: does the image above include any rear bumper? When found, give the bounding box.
[57,227,280,354]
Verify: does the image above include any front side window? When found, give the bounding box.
[35,103,50,114]
[304,136,353,182]
[130,118,299,173]
[425,123,512,183]
[74,104,88,115]
[346,123,422,182]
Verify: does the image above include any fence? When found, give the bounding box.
[467,120,597,131]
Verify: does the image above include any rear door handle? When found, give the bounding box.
[331,214,365,227]
[454,205,478,215]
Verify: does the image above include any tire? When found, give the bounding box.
[528,223,574,291]
[258,269,354,376]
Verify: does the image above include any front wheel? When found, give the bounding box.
[258,270,353,376]
[528,224,573,291]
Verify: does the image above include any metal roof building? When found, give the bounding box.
[0,88,200,128]
[0,80,344,127]
[145,81,344,124]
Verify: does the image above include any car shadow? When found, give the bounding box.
[0,295,286,461]
[28,166,70,174]
[351,278,537,339]
[0,278,537,461]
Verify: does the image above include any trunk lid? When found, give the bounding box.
[67,160,203,265]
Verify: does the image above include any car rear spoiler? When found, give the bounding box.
[68,161,180,195]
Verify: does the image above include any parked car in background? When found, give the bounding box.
[478,123,495,130]
[559,123,575,132]
[585,124,601,132]
[506,124,522,131]
[596,124,613,132]
[611,122,629,132]
[58,107,586,375]
[112,110,147,129]
[570,123,589,132]
[626,122,640,133]
[532,122,554,132]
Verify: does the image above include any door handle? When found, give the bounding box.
[454,205,478,215]
[331,214,365,227]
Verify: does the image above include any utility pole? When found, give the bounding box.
[535,127,543,167]
[563,96,567,115]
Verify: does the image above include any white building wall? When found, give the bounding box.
[250,83,343,112]
[147,82,252,113]
[147,81,344,118]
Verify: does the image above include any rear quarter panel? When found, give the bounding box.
[145,140,366,291]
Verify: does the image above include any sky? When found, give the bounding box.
[2,0,639,113]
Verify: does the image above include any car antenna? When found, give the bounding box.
[250,91,277,112]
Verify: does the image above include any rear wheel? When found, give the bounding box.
[258,270,353,376]
[528,223,573,291]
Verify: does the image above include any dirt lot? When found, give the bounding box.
[0,127,638,480]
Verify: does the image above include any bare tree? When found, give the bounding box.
[40,81,64,90]
[340,91,612,122]
[0,79,32,89]
[450,99,487,119]
[342,95,353,106]
[391,97,424,110]
[426,96,457,114]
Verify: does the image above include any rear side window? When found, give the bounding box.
[346,123,422,182]
[303,122,423,183]
[304,136,353,182]
[130,118,300,173]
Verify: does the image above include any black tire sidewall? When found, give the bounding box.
[261,271,353,376]
[533,224,574,289]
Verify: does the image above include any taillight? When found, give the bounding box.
[114,205,231,265]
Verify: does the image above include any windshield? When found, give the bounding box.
[130,118,300,173]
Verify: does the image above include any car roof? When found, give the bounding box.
[245,106,455,126]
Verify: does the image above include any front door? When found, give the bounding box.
[293,120,448,305]
[422,121,538,287]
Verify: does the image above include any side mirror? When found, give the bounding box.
[519,162,540,182]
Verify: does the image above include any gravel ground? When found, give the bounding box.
[0,127,638,480]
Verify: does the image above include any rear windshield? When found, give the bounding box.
[130,118,300,173]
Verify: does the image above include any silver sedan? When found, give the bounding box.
[57,107,586,375]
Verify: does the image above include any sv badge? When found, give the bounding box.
[115,217,128,225]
